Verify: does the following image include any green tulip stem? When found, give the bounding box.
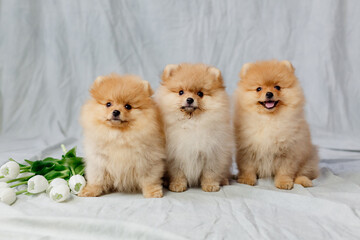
[70,166,76,176]
[0,176,4,179]
[6,175,33,184]
[10,181,28,188]
[16,190,28,195]
[78,168,85,176]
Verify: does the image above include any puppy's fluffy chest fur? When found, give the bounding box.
[239,112,305,177]
[173,115,216,146]
[95,127,142,152]
[84,127,153,191]
[167,112,229,154]
[246,116,289,148]
[165,111,232,185]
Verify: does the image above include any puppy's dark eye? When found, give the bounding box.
[179,90,184,95]
[124,104,132,110]
[106,102,112,107]
[256,87,262,92]
[274,86,281,90]
[197,91,204,97]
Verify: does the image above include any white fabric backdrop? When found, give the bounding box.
[1,1,360,239]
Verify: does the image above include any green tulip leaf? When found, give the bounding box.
[64,147,77,158]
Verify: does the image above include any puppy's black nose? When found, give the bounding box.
[112,110,120,117]
[266,92,273,99]
[186,98,194,104]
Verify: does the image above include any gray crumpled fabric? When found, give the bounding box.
[0,1,360,239]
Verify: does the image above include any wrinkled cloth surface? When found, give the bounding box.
[1,1,360,239]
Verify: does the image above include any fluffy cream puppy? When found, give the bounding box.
[79,74,165,198]
[155,63,234,192]
[234,60,319,190]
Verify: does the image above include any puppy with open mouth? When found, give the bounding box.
[79,74,165,198]
[234,60,319,190]
[155,63,234,192]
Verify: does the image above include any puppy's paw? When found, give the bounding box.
[295,176,313,187]
[201,183,220,192]
[169,181,187,192]
[78,185,103,197]
[275,176,294,190]
[143,184,163,198]
[237,175,257,186]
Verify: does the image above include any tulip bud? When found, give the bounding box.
[27,175,49,194]
[0,188,16,205]
[68,175,86,194]
[46,178,68,195]
[50,184,70,202]
[0,161,20,179]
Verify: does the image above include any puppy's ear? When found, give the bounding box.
[208,67,221,79]
[208,66,224,87]
[281,60,295,72]
[90,75,105,98]
[90,75,104,92]
[94,75,104,84]
[162,64,179,81]
[240,63,252,78]
[142,80,154,96]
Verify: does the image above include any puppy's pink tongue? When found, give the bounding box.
[265,101,275,108]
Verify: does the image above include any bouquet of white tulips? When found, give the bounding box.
[0,145,86,205]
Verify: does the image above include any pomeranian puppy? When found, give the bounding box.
[155,63,233,192]
[234,60,319,190]
[79,74,165,198]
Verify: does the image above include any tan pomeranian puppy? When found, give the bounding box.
[79,74,165,198]
[234,60,319,190]
[155,63,234,192]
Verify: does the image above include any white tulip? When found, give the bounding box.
[50,184,70,202]
[27,175,49,194]
[51,178,68,186]
[46,178,68,195]
[0,182,9,188]
[68,175,86,194]
[0,188,16,205]
[0,161,20,179]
